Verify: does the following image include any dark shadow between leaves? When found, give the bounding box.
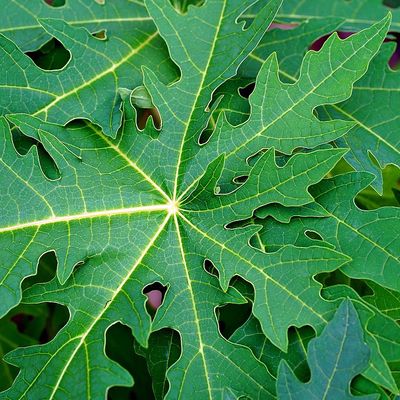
[217,276,254,340]
[106,323,155,400]
[11,126,61,181]
[26,38,70,71]
[316,270,373,298]
[44,0,66,7]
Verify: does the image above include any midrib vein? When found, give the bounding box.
[174,215,212,400]
[33,31,158,117]
[0,204,169,234]
[172,3,226,200]
[86,122,171,201]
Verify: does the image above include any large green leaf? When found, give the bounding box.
[277,300,376,400]
[320,45,400,193]
[0,1,394,398]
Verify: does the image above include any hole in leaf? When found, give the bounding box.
[304,230,323,241]
[12,128,60,180]
[106,323,155,400]
[0,303,50,391]
[238,82,255,99]
[143,282,167,318]
[92,30,107,40]
[44,0,65,6]
[140,328,181,399]
[22,251,58,290]
[38,303,69,344]
[136,108,162,130]
[26,38,70,70]
[11,303,68,345]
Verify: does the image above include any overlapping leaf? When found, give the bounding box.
[240,18,399,193]
[182,16,390,192]
[277,300,374,399]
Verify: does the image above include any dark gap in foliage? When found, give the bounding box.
[136,108,162,130]
[384,0,400,8]
[388,32,400,68]
[169,0,204,14]
[203,259,219,279]
[238,82,255,99]
[225,217,251,230]
[12,128,61,180]
[26,38,70,70]
[217,277,254,339]
[143,282,167,318]
[0,303,48,391]
[39,303,69,344]
[356,166,400,209]
[304,230,323,241]
[106,323,155,400]
[92,30,107,40]
[44,0,66,6]
[22,251,58,290]
[317,270,374,297]
[11,303,68,345]
[351,375,385,397]
[138,329,181,399]
[310,29,400,68]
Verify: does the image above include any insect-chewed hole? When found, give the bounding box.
[92,30,107,40]
[43,0,65,6]
[143,282,167,319]
[26,38,70,71]
[106,323,155,400]
[203,259,219,279]
[304,230,323,241]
